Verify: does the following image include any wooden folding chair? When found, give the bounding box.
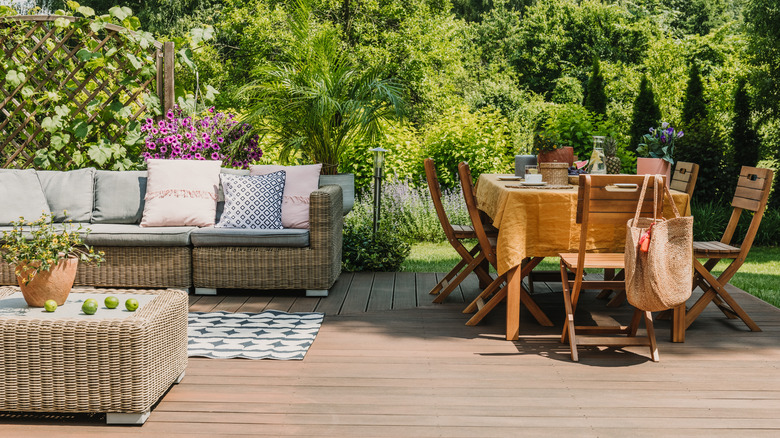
[683,166,774,336]
[424,158,494,303]
[670,161,700,197]
[457,162,552,327]
[559,174,665,362]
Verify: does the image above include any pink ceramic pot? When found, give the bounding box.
[636,157,671,187]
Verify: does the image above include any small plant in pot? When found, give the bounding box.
[1,213,104,307]
[533,131,574,165]
[636,122,683,183]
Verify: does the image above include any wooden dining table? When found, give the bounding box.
[475,174,692,342]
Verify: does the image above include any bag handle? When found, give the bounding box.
[663,181,682,218]
[633,174,654,224]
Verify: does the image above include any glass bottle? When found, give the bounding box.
[587,136,607,174]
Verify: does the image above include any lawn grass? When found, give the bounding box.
[402,241,780,308]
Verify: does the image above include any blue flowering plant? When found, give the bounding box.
[141,106,263,169]
[637,122,683,164]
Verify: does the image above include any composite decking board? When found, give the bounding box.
[4,273,780,436]
[313,272,352,315]
[211,295,249,313]
[339,271,373,314]
[392,272,417,309]
[187,295,223,312]
[288,296,321,313]
[264,294,297,312]
[367,271,394,312]
[415,272,437,305]
[235,294,274,313]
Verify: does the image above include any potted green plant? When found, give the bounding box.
[1,213,104,307]
[636,122,683,184]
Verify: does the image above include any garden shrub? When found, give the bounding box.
[422,106,514,189]
[342,222,410,272]
[542,104,621,161]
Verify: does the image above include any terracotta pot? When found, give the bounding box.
[636,157,672,187]
[537,147,574,166]
[16,257,79,307]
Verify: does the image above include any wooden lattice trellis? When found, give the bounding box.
[0,15,174,170]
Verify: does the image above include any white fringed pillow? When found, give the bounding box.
[249,164,322,228]
[215,172,286,229]
[140,159,222,227]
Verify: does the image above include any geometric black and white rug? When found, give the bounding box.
[187,310,324,360]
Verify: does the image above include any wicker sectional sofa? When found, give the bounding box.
[0,167,346,296]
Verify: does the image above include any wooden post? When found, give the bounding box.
[163,41,175,114]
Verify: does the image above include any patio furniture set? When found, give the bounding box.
[0,163,350,423]
[425,158,774,362]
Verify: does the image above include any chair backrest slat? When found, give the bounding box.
[458,162,497,266]
[424,158,457,242]
[576,175,665,225]
[670,161,699,196]
[731,167,773,213]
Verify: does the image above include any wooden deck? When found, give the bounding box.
[3,272,780,436]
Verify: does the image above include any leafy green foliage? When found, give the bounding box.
[240,0,405,174]
[422,106,513,188]
[0,2,161,170]
[342,223,410,272]
[541,104,620,161]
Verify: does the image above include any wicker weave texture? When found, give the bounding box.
[75,246,192,288]
[193,184,343,290]
[0,287,188,414]
[1,247,192,288]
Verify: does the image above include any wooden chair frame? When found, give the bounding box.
[457,162,552,327]
[424,158,494,303]
[683,166,773,337]
[559,174,665,362]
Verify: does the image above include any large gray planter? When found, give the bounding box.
[319,173,354,215]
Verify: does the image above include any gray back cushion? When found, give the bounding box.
[37,168,96,222]
[92,170,148,224]
[0,169,51,225]
[319,174,354,214]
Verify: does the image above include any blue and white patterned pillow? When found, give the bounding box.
[215,171,286,229]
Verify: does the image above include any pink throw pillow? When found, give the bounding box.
[141,159,222,227]
[249,164,322,228]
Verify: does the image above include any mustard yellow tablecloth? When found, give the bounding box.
[476,174,692,276]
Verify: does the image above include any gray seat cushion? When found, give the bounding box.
[0,169,51,225]
[190,227,309,247]
[37,168,96,222]
[92,170,148,224]
[80,224,195,247]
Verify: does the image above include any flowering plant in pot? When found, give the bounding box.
[636,122,683,184]
[532,131,574,165]
[1,213,104,307]
[637,122,683,164]
[141,106,263,169]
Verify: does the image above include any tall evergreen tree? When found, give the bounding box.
[732,78,760,168]
[628,75,662,154]
[679,62,728,201]
[682,62,707,125]
[583,57,607,115]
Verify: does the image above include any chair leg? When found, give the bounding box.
[686,259,761,332]
[466,277,507,326]
[560,262,578,361]
[433,253,488,304]
[429,257,468,295]
[644,311,660,362]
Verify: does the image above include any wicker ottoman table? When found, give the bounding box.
[0,287,188,425]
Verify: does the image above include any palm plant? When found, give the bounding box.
[240,0,405,174]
